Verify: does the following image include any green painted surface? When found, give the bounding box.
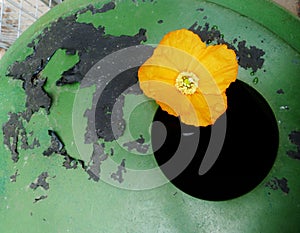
[0,0,299,233]
[42,49,81,158]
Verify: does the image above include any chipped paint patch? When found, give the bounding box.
[287,131,300,160]
[123,135,150,154]
[111,159,127,183]
[265,177,290,194]
[43,130,85,170]
[190,22,265,73]
[30,172,50,191]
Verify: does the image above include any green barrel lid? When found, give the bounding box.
[0,0,299,232]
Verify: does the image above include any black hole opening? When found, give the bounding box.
[152,80,279,201]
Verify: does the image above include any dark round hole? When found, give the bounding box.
[152,80,279,201]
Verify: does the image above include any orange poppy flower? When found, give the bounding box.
[138,29,238,126]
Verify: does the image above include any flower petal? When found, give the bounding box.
[140,79,199,121]
[178,92,227,126]
[149,44,203,75]
[196,92,227,125]
[138,29,238,127]
[156,101,178,117]
[197,44,238,92]
[153,29,207,72]
[159,29,206,57]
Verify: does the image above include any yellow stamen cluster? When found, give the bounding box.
[175,72,199,95]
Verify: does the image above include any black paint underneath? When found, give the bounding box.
[2,2,268,190]
[123,135,150,154]
[276,89,285,94]
[30,172,49,190]
[2,112,40,162]
[33,195,48,203]
[287,131,300,160]
[86,143,108,182]
[43,130,85,170]
[3,3,146,163]
[189,22,265,73]
[152,80,279,201]
[111,159,126,183]
[265,177,290,194]
[95,67,139,141]
[10,170,19,182]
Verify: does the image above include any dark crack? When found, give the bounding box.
[43,130,86,170]
[43,130,65,156]
[110,148,114,156]
[33,195,48,203]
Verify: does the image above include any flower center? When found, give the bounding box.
[175,72,199,95]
